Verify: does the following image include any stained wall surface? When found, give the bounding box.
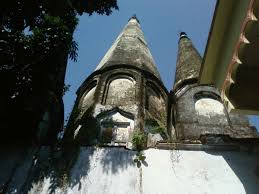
[174,85,258,140]
[81,86,96,111]
[0,147,258,194]
[105,78,136,106]
[145,84,166,122]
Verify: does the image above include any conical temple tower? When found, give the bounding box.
[173,32,202,91]
[172,33,258,142]
[65,16,168,146]
[0,17,258,194]
[95,15,161,80]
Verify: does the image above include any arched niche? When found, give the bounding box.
[97,108,134,143]
[195,98,225,117]
[104,75,136,106]
[80,81,97,111]
[194,92,226,118]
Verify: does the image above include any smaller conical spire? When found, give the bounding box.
[173,32,202,91]
[129,14,140,23]
[179,32,188,40]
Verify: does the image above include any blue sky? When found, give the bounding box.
[63,0,259,129]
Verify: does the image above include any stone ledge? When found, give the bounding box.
[156,142,242,151]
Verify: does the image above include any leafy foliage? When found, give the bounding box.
[0,0,118,31]
[132,131,147,151]
[71,0,119,15]
[0,0,118,144]
[133,151,147,168]
[145,119,166,134]
[63,84,71,95]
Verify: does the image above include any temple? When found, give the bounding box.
[64,16,168,147]
[0,11,259,194]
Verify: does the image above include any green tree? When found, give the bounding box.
[0,0,118,144]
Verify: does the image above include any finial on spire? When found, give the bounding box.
[179,31,188,40]
[129,14,140,23]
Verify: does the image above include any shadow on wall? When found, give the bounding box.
[0,146,136,193]
[99,147,135,174]
[0,145,93,194]
[206,150,259,194]
[22,145,93,194]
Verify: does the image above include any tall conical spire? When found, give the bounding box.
[95,15,161,79]
[173,32,202,91]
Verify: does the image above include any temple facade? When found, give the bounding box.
[172,32,258,142]
[64,16,169,147]
[64,16,258,147]
[0,16,258,194]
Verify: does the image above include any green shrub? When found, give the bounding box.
[133,151,146,168]
[132,131,147,151]
[145,119,166,135]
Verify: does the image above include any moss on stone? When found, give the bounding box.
[145,118,167,137]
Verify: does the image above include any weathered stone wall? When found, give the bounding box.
[1,146,258,194]
[145,83,166,122]
[92,68,142,141]
[144,80,168,143]
[65,66,168,146]
[173,36,202,91]
[173,84,258,140]
[64,16,169,146]
[105,78,136,106]
[80,86,96,112]
[94,68,142,114]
